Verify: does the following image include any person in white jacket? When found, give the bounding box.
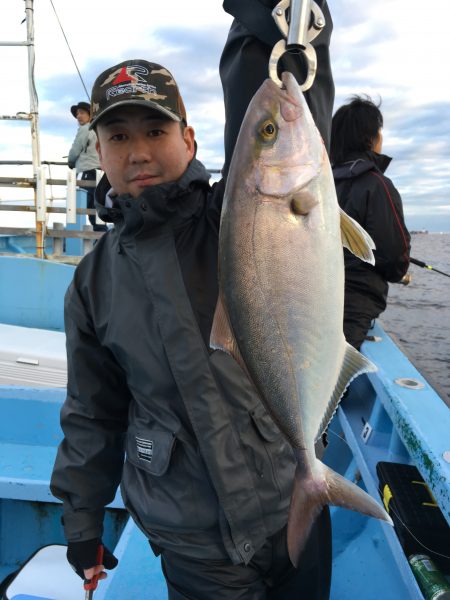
[68,101,107,232]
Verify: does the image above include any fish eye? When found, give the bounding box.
[259,119,278,142]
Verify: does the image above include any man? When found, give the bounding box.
[330,95,411,349]
[68,101,107,232]
[51,5,333,598]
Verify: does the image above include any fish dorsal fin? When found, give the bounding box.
[340,208,376,265]
[210,291,246,370]
[316,342,377,440]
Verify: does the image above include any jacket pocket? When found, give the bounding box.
[126,428,176,476]
[250,403,282,442]
[123,426,219,533]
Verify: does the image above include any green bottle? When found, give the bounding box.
[409,554,450,600]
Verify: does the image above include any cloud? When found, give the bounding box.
[1,0,449,230]
[40,22,228,154]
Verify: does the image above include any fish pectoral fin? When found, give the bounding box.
[210,291,246,369]
[291,190,319,216]
[287,460,393,567]
[340,208,376,265]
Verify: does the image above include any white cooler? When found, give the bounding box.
[3,545,84,600]
[0,324,67,388]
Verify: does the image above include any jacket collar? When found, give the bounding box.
[95,158,211,226]
[332,150,392,180]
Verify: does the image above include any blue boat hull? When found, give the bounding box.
[1,256,449,598]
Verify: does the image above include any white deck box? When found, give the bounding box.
[0,323,67,388]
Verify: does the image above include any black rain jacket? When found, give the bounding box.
[50,159,295,565]
[333,151,411,347]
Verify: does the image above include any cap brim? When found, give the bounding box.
[89,99,181,130]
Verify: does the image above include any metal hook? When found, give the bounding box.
[269,40,318,90]
[269,0,325,90]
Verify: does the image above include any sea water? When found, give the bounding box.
[380,232,450,405]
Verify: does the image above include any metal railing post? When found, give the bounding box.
[66,169,77,224]
[35,165,46,258]
[82,225,94,255]
[52,222,64,256]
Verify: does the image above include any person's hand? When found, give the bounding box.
[67,538,118,580]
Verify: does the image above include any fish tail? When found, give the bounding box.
[322,462,393,522]
[287,461,393,567]
[287,465,327,567]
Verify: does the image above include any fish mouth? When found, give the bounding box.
[279,72,303,121]
[281,71,300,97]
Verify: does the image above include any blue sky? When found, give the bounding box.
[0,0,449,232]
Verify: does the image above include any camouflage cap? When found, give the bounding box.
[89,59,187,129]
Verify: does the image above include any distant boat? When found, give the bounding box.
[410,229,429,234]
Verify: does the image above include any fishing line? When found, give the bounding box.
[386,504,450,560]
[48,0,90,101]
[326,425,351,449]
[325,427,450,560]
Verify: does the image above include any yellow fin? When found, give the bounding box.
[340,208,375,265]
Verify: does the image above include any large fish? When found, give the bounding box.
[211,72,392,566]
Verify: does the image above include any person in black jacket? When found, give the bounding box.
[50,4,334,599]
[331,95,411,350]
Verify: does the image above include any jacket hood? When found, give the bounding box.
[95,158,211,224]
[332,151,392,181]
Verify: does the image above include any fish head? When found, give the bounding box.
[228,71,325,206]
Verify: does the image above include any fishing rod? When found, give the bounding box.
[410,257,450,279]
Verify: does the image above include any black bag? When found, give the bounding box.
[377,461,450,573]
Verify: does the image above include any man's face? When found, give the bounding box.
[76,108,90,125]
[95,105,195,198]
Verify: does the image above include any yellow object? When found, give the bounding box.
[412,480,438,508]
[383,484,393,512]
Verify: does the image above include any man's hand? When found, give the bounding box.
[67,538,118,580]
